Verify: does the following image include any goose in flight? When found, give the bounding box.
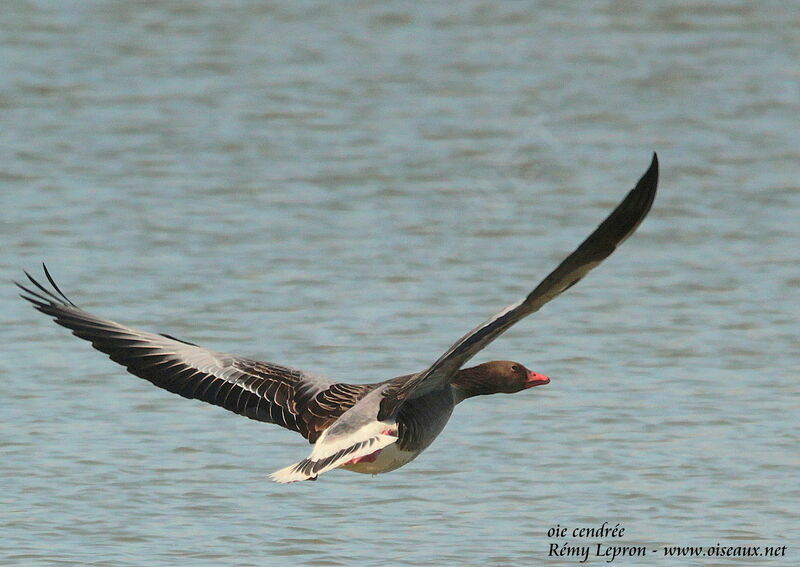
[18,154,658,483]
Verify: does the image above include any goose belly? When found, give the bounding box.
[341,444,419,475]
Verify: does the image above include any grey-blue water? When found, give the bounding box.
[2,2,798,566]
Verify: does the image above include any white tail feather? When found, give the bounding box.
[269,462,317,484]
[269,433,398,484]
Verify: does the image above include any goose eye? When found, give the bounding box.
[510,365,519,372]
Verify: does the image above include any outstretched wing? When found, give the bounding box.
[17,266,371,442]
[380,154,658,419]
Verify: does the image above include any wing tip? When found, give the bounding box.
[640,152,659,193]
[17,264,77,309]
[626,152,659,223]
[42,262,77,306]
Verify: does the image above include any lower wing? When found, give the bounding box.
[17,265,365,442]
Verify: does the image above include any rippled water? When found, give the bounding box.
[2,2,798,566]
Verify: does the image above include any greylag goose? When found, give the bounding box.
[17,154,658,483]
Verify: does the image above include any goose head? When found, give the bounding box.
[452,360,549,400]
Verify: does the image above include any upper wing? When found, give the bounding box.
[379,154,658,419]
[17,266,371,443]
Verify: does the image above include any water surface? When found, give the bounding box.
[1,2,798,566]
